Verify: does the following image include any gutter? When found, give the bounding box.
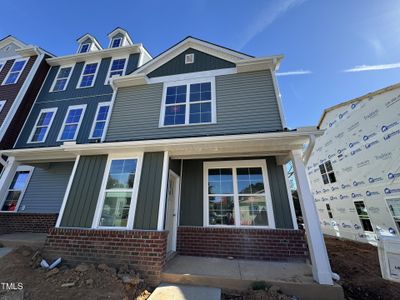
[302,134,316,164]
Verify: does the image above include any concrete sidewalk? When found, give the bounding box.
[149,283,220,300]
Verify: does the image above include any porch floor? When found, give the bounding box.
[0,232,47,249]
[162,255,344,300]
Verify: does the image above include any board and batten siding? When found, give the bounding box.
[106,70,282,142]
[179,157,293,229]
[60,155,107,228]
[19,162,74,213]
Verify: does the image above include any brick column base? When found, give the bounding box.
[177,226,308,261]
[0,213,58,235]
[44,228,168,285]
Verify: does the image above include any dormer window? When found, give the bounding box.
[111,37,122,48]
[79,43,90,53]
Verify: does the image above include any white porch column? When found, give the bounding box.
[0,157,20,203]
[157,151,170,230]
[290,149,333,285]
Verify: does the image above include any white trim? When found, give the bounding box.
[57,104,87,142]
[109,37,123,48]
[76,61,100,89]
[78,43,91,54]
[89,102,110,140]
[0,165,34,213]
[271,70,287,128]
[49,64,75,92]
[385,197,400,234]
[157,151,170,230]
[92,152,144,229]
[203,159,275,229]
[353,199,374,233]
[56,155,80,227]
[166,170,180,252]
[0,100,6,113]
[147,68,236,84]
[0,61,5,73]
[101,86,117,143]
[1,58,29,85]
[104,56,128,85]
[159,77,216,127]
[283,165,298,229]
[27,107,58,144]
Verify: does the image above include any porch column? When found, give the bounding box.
[0,157,20,202]
[157,151,169,230]
[290,149,333,285]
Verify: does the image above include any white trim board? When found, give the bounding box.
[57,104,87,142]
[27,107,58,144]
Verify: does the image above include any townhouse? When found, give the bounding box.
[0,34,334,287]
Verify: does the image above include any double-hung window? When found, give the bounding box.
[79,43,90,53]
[354,201,373,232]
[51,65,74,92]
[58,105,86,141]
[204,160,274,228]
[94,155,142,228]
[2,59,28,85]
[77,62,99,88]
[105,58,127,84]
[319,160,336,184]
[161,78,215,126]
[1,166,34,212]
[0,100,6,113]
[111,37,122,48]
[28,108,57,143]
[89,102,110,139]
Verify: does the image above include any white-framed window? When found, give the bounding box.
[79,43,90,53]
[92,153,143,229]
[185,53,194,64]
[57,104,86,141]
[319,160,336,184]
[0,166,34,212]
[0,61,4,73]
[387,198,400,232]
[104,58,127,84]
[110,37,122,48]
[203,160,275,228]
[28,107,57,143]
[2,58,28,85]
[0,100,6,113]
[77,62,99,88]
[354,200,373,232]
[160,77,216,127]
[89,102,110,139]
[326,203,333,219]
[50,65,74,92]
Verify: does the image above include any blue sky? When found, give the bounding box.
[2,0,400,128]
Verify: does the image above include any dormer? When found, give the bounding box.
[76,34,102,54]
[107,27,133,48]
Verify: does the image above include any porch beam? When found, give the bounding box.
[0,157,20,208]
[157,151,169,230]
[290,149,333,285]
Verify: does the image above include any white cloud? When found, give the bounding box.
[344,62,400,72]
[238,0,307,49]
[276,70,312,76]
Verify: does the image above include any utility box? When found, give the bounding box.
[378,235,400,282]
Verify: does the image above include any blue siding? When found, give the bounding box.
[19,162,74,213]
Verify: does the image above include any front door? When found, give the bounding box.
[166,171,179,253]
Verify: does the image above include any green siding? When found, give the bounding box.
[148,48,235,78]
[60,155,107,228]
[134,152,164,229]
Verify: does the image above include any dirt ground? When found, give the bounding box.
[0,246,152,300]
[325,236,400,300]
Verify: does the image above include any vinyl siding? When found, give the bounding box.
[19,162,74,213]
[106,69,282,142]
[134,152,164,230]
[60,155,107,228]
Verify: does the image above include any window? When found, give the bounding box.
[387,198,400,232]
[326,203,333,219]
[89,103,110,139]
[204,160,274,227]
[77,62,99,88]
[2,59,28,85]
[50,65,74,92]
[185,53,194,64]
[58,105,86,141]
[1,166,33,212]
[161,79,215,126]
[0,62,4,73]
[94,156,142,228]
[0,100,6,113]
[111,37,122,48]
[79,43,90,53]
[354,201,373,232]
[28,108,57,143]
[319,160,336,184]
[105,58,127,84]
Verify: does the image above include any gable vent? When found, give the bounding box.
[185,53,195,64]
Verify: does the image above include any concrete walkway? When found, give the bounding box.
[0,232,47,248]
[0,247,12,258]
[148,283,220,300]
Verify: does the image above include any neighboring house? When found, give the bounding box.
[307,83,400,245]
[0,36,333,286]
[0,36,51,151]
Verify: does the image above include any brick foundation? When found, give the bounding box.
[44,228,168,285]
[0,213,58,235]
[177,226,308,261]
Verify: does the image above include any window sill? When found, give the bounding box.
[205,225,274,230]
[159,121,216,128]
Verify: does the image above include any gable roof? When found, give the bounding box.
[0,35,28,49]
[76,33,102,50]
[107,27,134,45]
[0,35,54,57]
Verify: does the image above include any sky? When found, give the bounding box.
[2,0,400,128]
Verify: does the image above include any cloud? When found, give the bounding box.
[344,62,400,72]
[276,70,312,76]
[238,0,307,49]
